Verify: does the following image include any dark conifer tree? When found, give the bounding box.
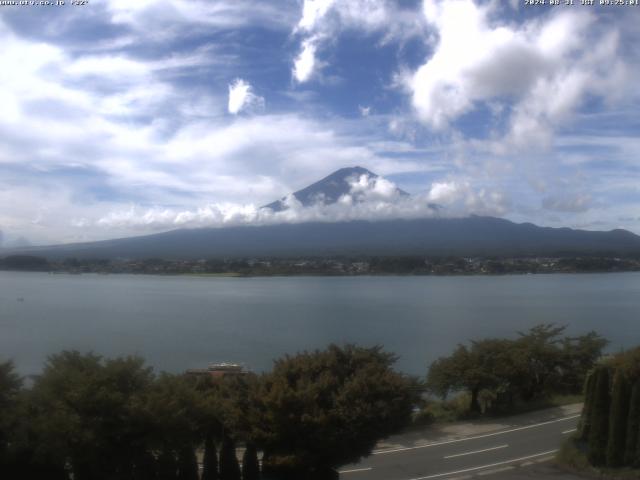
[606,371,630,467]
[202,432,219,480]
[177,446,199,480]
[242,443,260,480]
[579,370,596,441]
[219,436,241,480]
[625,381,640,466]
[133,450,158,480]
[157,449,179,480]
[588,367,611,466]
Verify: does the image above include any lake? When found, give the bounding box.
[1,271,639,377]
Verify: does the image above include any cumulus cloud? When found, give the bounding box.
[410,0,629,150]
[292,39,318,83]
[427,179,509,216]
[227,79,264,115]
[88,173,509,232]
[297,0,336,31]
[291,0,424,83]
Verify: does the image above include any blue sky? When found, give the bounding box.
[0,0,639,246]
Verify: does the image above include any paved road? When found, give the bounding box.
[339,410,581,480]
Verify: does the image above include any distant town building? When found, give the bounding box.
[186,362,248,380]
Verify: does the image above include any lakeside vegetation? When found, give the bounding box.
[0,325,614,479]
[420,324,606,420]
[2,254,640,276]
[0,345,417,480]
[558,347,640,478]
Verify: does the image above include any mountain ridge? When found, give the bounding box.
[4,167,640,260]
[6,216,640,260]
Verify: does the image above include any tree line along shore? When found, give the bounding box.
[0,324,637,479]
[2,254,640,276]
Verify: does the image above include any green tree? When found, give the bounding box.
[427,339,517,413]
[0,360,22,461]
[588,367,611,466]
[220,435,241,480]
[256,344,417,474]
[560,331,608,394]
[242,443,260,480]
[624,380,640,467]
[157,449,178,480]
[512,324,566,401]
[606,370,630,467]
[133,450,158,480]
[144,373,218,452]
[202,432,219,480]
[578,370,597,441]
[28,351,155,479]
[177,446,199,480]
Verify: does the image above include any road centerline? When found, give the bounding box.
[339,467,373,474]
[443,444,508,459]
[408,449,558,480]
[372,414,580,455]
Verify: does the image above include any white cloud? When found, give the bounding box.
[291,0,424,84]
[359,105,371,116]
[297,0,336,31]
[227,79,264,115]
[293,39,318,83]
[88,172,511,233]
[410,1,629,151]
[90,174,429,231]
[100,0,296,32]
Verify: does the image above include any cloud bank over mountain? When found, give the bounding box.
[85,169,507,232]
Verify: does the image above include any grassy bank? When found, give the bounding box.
[412,393,584,427]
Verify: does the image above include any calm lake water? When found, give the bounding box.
[1,271,639,377]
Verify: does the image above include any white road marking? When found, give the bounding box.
[407,450,558,480]
[444,444,508,459]
[477,466,514,476]
[373,415,580,455]
[339,467,373,474]
[562,428,577,434]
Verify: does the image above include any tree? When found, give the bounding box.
[144,373,216,451]
[177,446,199,480]
[255,344,417,474]
[202,432,219,480]
[560,331,609,394]
[242,443,260,480]
[157,449,178,480]
[219,435,241,480]
[578,370,596,441]
[587,367,611,466]
[0,360,22,461]
[606,371,630,467]
[624,381,640,467]
[427,339,518,413]
[133,450,158,480]
[427,325,607,415]
[28,351,155,479]
[512,324,566,401]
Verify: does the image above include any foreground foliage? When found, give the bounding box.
[0,345,415,479]
[576,347,640,470]
[426,324,607,414]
